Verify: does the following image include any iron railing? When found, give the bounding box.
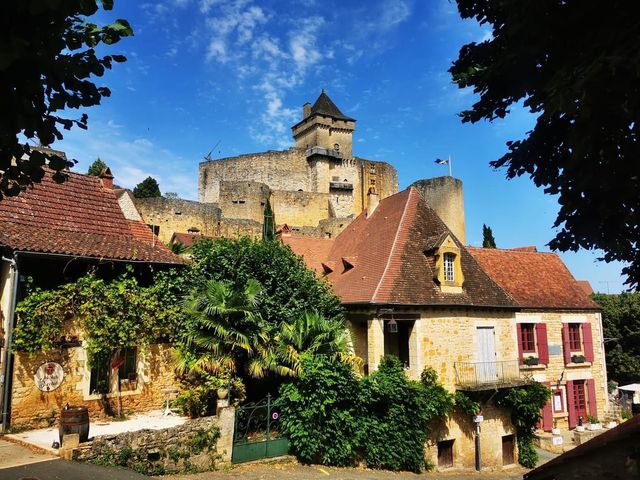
[329,181,354,191]
[305,146,343,159]
[454,360,529,390]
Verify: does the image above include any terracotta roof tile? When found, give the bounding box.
[468,247,599,310]
[281,236,335,274]
[0,170,181,264]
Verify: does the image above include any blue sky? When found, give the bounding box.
[56,0,627,292]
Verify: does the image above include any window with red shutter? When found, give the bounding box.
[568,323,582,351]
[520,323,535,352]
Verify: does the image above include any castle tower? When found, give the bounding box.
[411,176,466,244]
[291,90,356,159]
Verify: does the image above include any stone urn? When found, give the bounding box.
[217,388,229,400]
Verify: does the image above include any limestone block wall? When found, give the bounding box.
[10,343,177,428]
[74,409,235,470]
[116,191,143,221]
[356,159,399,215]
[271,190,330,227]
[292,116,355,159]
[199,150,310,203]
[218,218,262,240]
[133,197,222,243]
[516,311,608,428]
[219,181,270,223]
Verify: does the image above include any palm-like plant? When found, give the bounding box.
[275,311,361,376]
[178,279,273,378]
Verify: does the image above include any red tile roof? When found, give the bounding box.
[468,247,599,310]
[280,236,335,274]
[170,232,211,248]
[0,170,181,264]
[287,188,516,308]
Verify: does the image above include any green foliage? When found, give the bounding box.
[172,375,221,418]
[496,382,551,468]
[87,158,108,176]
[188,238,344,327]
[164,191,179,199]
[13,268,186,366]
[450,1,640,288]
[278,354,361,467]
[278,356,454,472]
[453,391,481,416]
[482,224,496,248]
[0,1,132,199]
[133,176,161,198]
[592,293,640,384]
[262,198,275,241]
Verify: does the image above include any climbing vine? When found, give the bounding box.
[12,268,186,367]
[496,382,551,468]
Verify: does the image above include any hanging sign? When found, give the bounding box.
[34,362,64,392]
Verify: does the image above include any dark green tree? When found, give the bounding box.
[87,158,108,176]
[592,292,640,384]
[0,1,132,199]
[133,176,161,198]
[262,198,275,241]
[482,224,496,248]
[450,1,640,288]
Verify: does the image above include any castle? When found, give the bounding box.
[133,91,399,243]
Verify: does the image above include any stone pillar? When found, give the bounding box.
[216,405,236,463]
[408,320,422,379]
[367,318,385,373]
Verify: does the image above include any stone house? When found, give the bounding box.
[283,183,605,470]
[469,247,607,430]
[0,168,182,431]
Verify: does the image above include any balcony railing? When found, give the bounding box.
[454,360,530,391]
[305,146,343,160]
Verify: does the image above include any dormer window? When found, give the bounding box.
[443,253,455,282]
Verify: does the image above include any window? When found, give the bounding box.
[370,164,376,174]
[89,347,138,395]
[520,324,536,352]
[568,323,581,351]
[553,389,565,413]
[89,357,110,394]
[118,347,137,381]
[437,440,454,468]
[443,253,455,282]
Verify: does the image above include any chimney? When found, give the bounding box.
[99,167,114,190]
[366,187,379,218]
[303,102,311,119]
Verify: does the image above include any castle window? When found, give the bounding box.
[370,179,376,185]
[370,164,376,174]
[444,253,455,282]
[239,200,246,204]
[334,143,340,152]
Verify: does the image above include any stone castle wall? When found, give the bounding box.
[133,197,222,244]
[271,190,330,227]
[411,177,466,244]
[219,181,270,223]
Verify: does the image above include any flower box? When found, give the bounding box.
[571,354,586,364]
[523,356,540,366]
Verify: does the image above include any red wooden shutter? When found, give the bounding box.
[566,380,577,429]
[516,323,524,364]
[562,324,571,365]
[542,382,553,431]
[586,379,598,418]
[582,323,594,363]
[536,323,549,365]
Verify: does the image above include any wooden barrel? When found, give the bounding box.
[59,406,90,444]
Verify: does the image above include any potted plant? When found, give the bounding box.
[523,356,539,366]
[587,415,602,430]
[571,354,586,364]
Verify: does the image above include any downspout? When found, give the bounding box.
[1,254,19,433]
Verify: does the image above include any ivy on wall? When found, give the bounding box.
[12,268,186,367]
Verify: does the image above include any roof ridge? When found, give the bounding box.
[372,188,415,303]
[468,246,558,255]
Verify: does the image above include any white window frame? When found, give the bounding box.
[443,253,455,283]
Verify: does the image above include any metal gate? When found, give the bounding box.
[231,394,289,464]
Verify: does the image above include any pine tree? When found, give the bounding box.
[133,176,161,198]
[87,158,107,176]
[262,198,275,241]
[482,224,497,248]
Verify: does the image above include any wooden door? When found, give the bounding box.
[572,380,588,422]
[502,435,515,465]
[477,327,497,382]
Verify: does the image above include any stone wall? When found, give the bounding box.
[271,190,330,228]
[133,197,222,244]
[74,409,235,473]
[10,343,177,428]
[218,219,262,240]
[219,181,270,223]
[411,177,466,245]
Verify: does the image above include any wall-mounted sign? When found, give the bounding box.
[34,362,64,392]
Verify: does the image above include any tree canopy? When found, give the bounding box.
[0,1,132,200]
[592,292,640,384]
[133,176,161,198]
[482,224,496,248]
[87,158,108,176]
[450,0,640,288]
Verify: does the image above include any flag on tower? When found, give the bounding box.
[435,158,449,165]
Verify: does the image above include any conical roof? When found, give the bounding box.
[309,90,355,121]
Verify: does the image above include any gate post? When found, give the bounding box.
[217,403,236,463]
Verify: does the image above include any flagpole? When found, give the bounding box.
[448,154,452,177]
